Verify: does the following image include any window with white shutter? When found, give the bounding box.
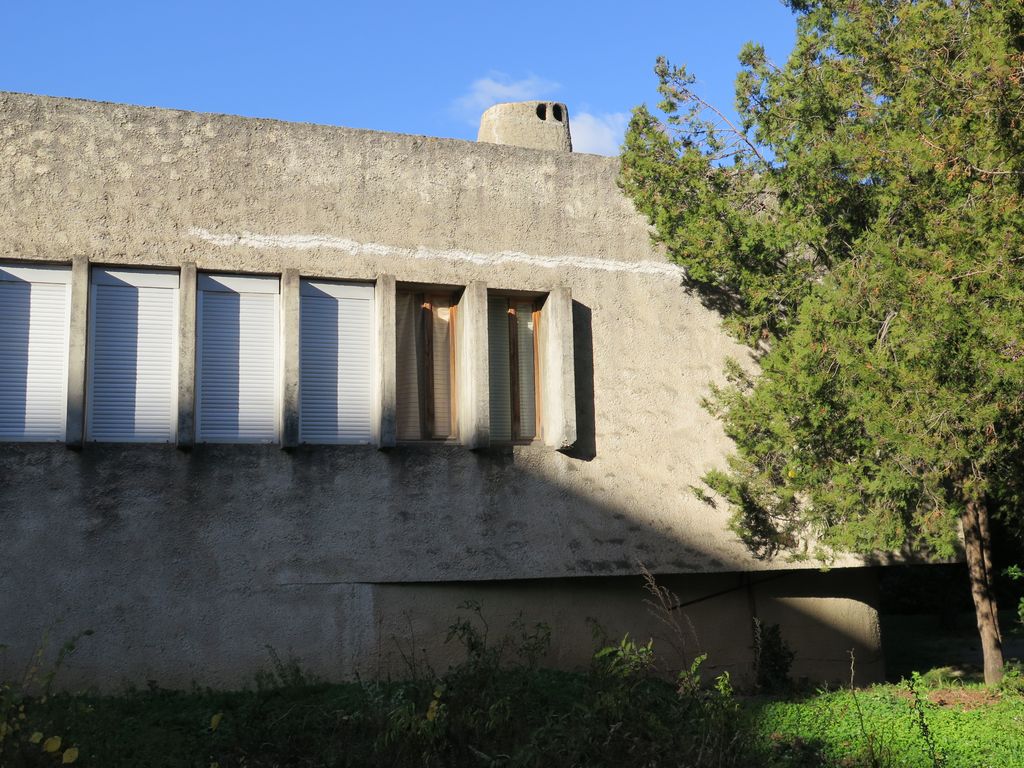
[299,280,375,444]
[488,295,541,442]
[196,274,280,443]
[0,264,71,441]
[395,289,458,440]
[87,268,179,442]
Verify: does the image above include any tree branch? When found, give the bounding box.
[684,88,770,166]
[919,134,1024,177]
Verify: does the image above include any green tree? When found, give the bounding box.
[621,0,1024,685]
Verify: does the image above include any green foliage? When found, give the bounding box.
[0,630,91,767]
[252,644,317,691]
[1004,565,1024,625]
[751,681,1024,768]
[621,0,1024,565]
[905,673,943,768]
[6,637,1022,767]
[999,662,1024,695]
[752,619,796,693]
[1,612,750,768]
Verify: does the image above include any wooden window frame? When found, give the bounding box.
[400,290,459,441]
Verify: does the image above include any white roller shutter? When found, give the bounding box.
[0,264,71,441]
[87,268,179,442]
[488,297,512,441]
[197,274,280,443]
[299,280,374,444]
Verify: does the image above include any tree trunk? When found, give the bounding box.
[961,498,1004,686]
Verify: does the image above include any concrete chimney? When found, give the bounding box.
[477,101,572,152]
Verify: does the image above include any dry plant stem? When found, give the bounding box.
[848,651,882,768]
[638,563,692,666]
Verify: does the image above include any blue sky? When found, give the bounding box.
[1,1,797,155]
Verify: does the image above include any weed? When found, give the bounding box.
[4,608,1020,767]
[1,629,92,767]
[906,672,944,768]
[752,618,795,693]
[254,645,317,690]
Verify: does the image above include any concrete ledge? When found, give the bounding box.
[540,286,577,449]
[375,274,397,449]
[176,264,197,448]
[457,281,489,449]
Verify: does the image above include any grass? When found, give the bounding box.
[4,664,1024,767]
[748,682,1024,767]
[5,599,1023,767]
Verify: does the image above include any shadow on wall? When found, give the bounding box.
[0,299,884,690]
[0,280,33,436]
[564,300,596,461]
[365,567,884,690]
[0,437,885,690]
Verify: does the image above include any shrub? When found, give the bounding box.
[752,619,795,693]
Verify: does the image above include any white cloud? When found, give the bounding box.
[569,111,629,156]
[452,73,560,123]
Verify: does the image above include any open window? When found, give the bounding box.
[395,289,459,441]
[487,294,542,442]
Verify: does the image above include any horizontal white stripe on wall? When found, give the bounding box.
[190,226,688,279]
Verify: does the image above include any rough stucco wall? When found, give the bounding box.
[0,92,879,687]
[0,93,644,269]
[0,90,811,578]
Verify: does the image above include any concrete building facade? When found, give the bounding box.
[0,92,883,689]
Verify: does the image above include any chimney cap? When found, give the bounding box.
[477,101,572,152]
